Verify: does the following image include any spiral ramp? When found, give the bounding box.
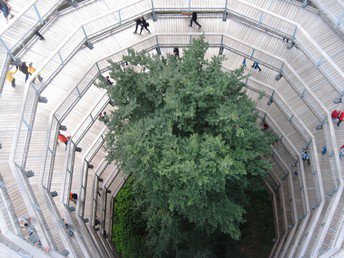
[0,0,344,257]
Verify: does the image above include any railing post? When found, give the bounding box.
[33,3,43,24]
[223,0,228,22]
[291,25,297,42]
[118,10,122,25]
[336,12,344,27]
[151,0,157,21]
[188,0,191,12]
[58,51,64,65]
[219,35,224,55]
[0,36,16,60]
[250,48,255,59]
[155,36,161,55]
[95,62,101,75]
[81,26,93,50]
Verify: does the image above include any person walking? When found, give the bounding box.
[19,62,30,83]
[189,11,201,28]
[133,17,142,34]
[0,0,14,23]
[6,66,17,87]
[242,58,247,67]
[28,62,43,83]
[251,61,262,72]
[301,149,310,165]
[140,17,150,34]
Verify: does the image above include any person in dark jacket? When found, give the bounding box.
[251,61,262,72]
[173,47,180,57]
[19,62,30,82]
[189,11,201,28]
[133,17,142,34]
[140,17,150,34]
[0,0,13,23]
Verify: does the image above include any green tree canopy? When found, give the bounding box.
[98,36,274,257]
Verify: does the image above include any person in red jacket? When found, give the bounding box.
[57,131,70,150]
[332,110,341,120]
[338,112,344,126]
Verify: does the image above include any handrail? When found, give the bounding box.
[14,31,336,256]
[12,4,342,196]
[62,93,109,207]
[273,150,307,255]
[78,127,107,220]
[231,0,344,94]
[259,110,312,257]
[5,2,343,254]
[28,31,336,256]
[0,0,65,96]
[311,0,344,30]
[268,156,290,255]
[265,178,281,258]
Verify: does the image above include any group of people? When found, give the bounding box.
[133,11,202,35]
[242,58,262,71]
[133,16,150,34]
[19,216,50,253]
[6,61,43,88]
[301,149,311,165]
[0,0,13,23]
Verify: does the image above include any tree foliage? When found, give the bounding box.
[98,36,275,257]
[112,178,146,258]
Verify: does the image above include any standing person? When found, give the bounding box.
[133,17,142,34]
[242,58,247,67]
[70,192,78,204]
[173,47,180,57]
[19,62,30,83]
[19,217,32,228]
[0,0,14,23]
[28,62,43,83]
[140,17,150,34]
[105,76,113,85]
[57,131,71,150]
[6,66,17,87]
[338,111,344,126]
[189,11,201,28]
[251,61,262,72]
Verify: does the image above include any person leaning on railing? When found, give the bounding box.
[57,131,71,150]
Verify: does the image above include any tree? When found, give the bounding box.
[97,36,275,257]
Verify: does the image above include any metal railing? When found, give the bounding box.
[311,0,344,30]
[5,1,344,255]
[0,0,65,96]
[12,32,336,256]
[62,93,110,207]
